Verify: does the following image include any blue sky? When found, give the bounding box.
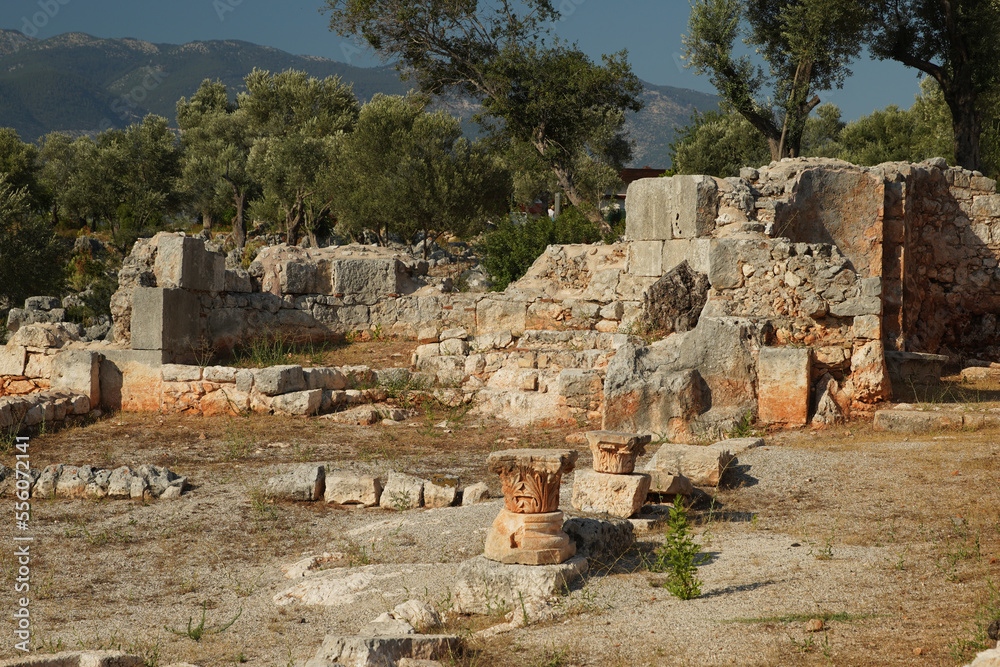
[1,0,923,120]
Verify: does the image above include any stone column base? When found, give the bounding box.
[483,509,576,565]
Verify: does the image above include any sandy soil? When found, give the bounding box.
[1,409,998,667]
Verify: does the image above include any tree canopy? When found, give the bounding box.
[865,0,1000,171]
[323,0,643,230]
[683,0,868,160]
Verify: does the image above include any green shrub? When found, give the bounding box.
[477,207,605,291]
[649,495,707,600]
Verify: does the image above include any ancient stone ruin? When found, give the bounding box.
[4,156,1000,435]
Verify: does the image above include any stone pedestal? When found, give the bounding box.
[484,449,578,566]
[484,509,576,565]
[585,431,652,474]
[571,469,651,518]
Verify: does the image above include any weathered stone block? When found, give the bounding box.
[271,389,322,415]
[0,345,27,375]
[50,350,102,405]
[852,340,892,404]
[757,346,811,425]
[130,288,201,355]
[645,443,733,487]
[325,473,383,506]
[381,472,424,510]
[310,634,462,667]
[265,464,325,502]
[625,175,719,241]
[155,235,225,291]
[423,476,459,508]
[254,365,305,396]
[972,194,1000,217]
[224,268,254,293]
[303,367,348,391]
[555,369,602,398]
[332,258,404,301]
[452,554,588,614]
[476,299,527,337]
[461,482,489,505]
[571,469,651,518]
[161,364,202,382]
[662,238,712,274]
[707,239,743,289]
[627,240,665,277]
[646,472,694,495]
[563,516,635,565]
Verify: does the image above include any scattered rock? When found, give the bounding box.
[325,473,383,507]
[645,443,733,487]
[570,469,650,518]
[309,634,461,667]
[460,482,489,505]
[563,516,635,566]
[380,472,424,510]
[804,618,825,633]
[265,465,325,502]
[452,554,588,614]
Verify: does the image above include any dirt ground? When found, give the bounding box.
[1,403,999,666]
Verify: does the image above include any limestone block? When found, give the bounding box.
[829,296,881,317]
[254,365,305,396]
[439,338,469,356]
[555,369,603,398]
[380,472,424,510]
[853,314,881,340]
[602,365,705,437]
[8,323,77,349]
[625,175,719,241]
[155,234,225,291]
[461,482,489,505]
[224,268,253,293]
[325,473,383,507]
[423,475,459,508]
[647,472,694,496]
[452,554,588,614]
[310,634,461,667]
[271,389,323,416]
[627,240,665,277]
[563,516,635,565]
[0,345,27,375]
[965,646,1000,667]
[33,464,63,498]
[852,340,892,404]
[304,367,348,391]
[70,395,91,415]
[390,599,441,633]
[972,194,1000,217]
[137,464,187,498]
[757,347,811,425]
[645,443,734,487]
[711,437,763,458]
[161,364,202,382]
[885,351,948,386]
[332,258,404,300]
[440,327,468,341]
[201,388,250,416]
[55,465,96,498]
[265,464,326,502]
[24,352,54,379]
[130,287,201,355]
[707,239,743,289]
[203,366,238,383]
[476,299,527,337]
[571,469,651,518]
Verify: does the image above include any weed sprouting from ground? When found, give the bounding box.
[648,495,707,600]
[165,602,242,641]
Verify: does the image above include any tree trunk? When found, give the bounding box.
[233,191,247,249]
[946,93,983,172]
[202,210,213,233]
[551,165,612,235]
[287,197,304,246]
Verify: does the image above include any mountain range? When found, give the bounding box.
[0,30,717,168]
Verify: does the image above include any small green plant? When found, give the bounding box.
[649,495,706,600]
[223,418,255,461]
[727,409,761,438]
[948,578,1000,661]
[388,490,412,511]
[248,488,278,522]
[814,521,836,561]
[165,602,242,641]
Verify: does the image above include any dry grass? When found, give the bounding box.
[1,408,998,665]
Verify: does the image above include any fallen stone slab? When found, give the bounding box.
[645,442,734,486]
[452,554,588,614]
[0,651,143,667]
[873,408,968,433]
[309,634,461,667]
[381,472,425,510]
[710,437,763,458]
[460,482,489,505]
[265,464,326,501]
[254,365,306,396]
[646,472,695,496]
[570,469,650,518]
[325,473,383,507]
[271,389,323,416]
[423,476,458,509]
[563,516,635,567]
[273,564,447,607]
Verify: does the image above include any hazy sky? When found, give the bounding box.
[1,0,924,120]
